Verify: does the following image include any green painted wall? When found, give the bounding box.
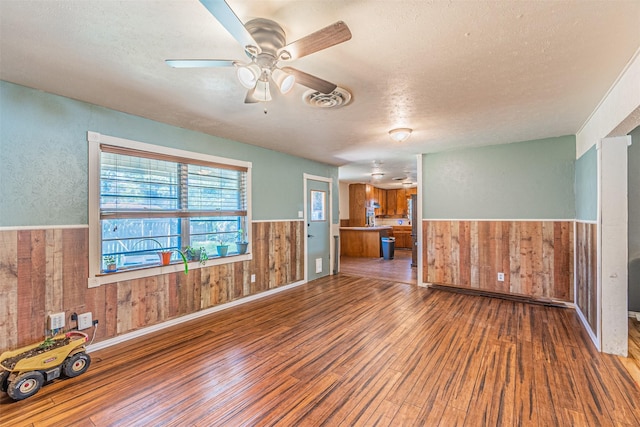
[575,145,597,221]
[0,81,338,226]
[422,135,575,219]
[629,126,640,312]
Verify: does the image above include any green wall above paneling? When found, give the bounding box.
[575,145,597,222]
[422,135,576,220]
[0,81,337,226]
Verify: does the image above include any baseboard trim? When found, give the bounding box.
[427,283,574,308]
[87,279,306,352]
[576,306,601,351]
[629,311,640,320]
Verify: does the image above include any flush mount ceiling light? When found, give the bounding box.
[389,128,412,143]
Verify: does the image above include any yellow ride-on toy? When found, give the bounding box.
[0,331,91,401]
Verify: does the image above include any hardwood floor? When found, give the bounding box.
[340,249,416,285]
[2,274,640,426]
[625,316,640,386]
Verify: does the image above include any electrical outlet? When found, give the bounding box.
[48,312,65,330]
[251,274,256,283]
[315,258,322,274]
[497,272,505,282]
[78,312,93,330]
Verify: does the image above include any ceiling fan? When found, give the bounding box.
[166,0,352,103]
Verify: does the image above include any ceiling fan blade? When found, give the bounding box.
[165,59,235,68]
[199,0,261,54]
[282,67,337,94]
[279,21,351,60]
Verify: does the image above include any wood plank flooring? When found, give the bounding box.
[624,316,640,387]
[340,249,416,285]
[2,274,640,426]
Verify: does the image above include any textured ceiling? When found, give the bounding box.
[1,0,639,188]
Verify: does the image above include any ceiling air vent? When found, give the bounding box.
[303,87,352,108]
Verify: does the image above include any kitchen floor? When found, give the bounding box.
[339,248,416,285]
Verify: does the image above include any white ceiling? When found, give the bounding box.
[1,1,639,189]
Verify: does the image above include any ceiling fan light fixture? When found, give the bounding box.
[271,68,295,94]
[236,63,261,89]
[253,79,272,102]
[389,128,412,143]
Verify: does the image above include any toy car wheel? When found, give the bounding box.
[63,352,91,378]
[7,371,44,400]
[0,370,9,392]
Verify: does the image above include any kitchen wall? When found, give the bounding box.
[0,81,337,352]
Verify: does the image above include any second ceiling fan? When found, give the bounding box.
[166,0,352,103]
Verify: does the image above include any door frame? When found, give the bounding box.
[303,173,333,283]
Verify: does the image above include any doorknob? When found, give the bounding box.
[308,234,315,238]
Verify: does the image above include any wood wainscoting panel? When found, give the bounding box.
[0,221,304,354]
[423,220,573,302]
[0,230,18,351]
[576,222,597,333]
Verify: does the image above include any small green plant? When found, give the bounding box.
[103,255,116,264]
[38,337,56,350]
[236,228,247,243]
[184,246,209,265]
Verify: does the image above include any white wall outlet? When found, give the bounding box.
[78,312,93,330]
[315,258,322,274]
[298,210,304,218]
[48,312,65,330]
[250,274,256,283]
[497,272,505,282]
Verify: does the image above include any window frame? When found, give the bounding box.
[87,131,252,287]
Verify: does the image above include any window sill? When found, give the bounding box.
[88,252,252,288]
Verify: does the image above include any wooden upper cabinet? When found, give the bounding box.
[349,184,366,226]
[349,183,375,226]
[395,189,405,216]
[373,187,387,216]
[386,189,397,215]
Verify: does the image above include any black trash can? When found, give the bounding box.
[381,237,395,260]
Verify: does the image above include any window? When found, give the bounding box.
[88,132,251,281]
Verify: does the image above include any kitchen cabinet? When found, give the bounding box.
[386,189,397,215]
[392,226,412,249]
[374,187,386,216]
[348,184,374,227]
[340,226,391,257]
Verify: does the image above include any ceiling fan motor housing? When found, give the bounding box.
[244,18,287,63]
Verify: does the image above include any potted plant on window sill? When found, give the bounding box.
[236,229,249,255]
[216,241,229,257]
[103,255,117,272]
[134,238,189,274]
[184,246,209,265]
